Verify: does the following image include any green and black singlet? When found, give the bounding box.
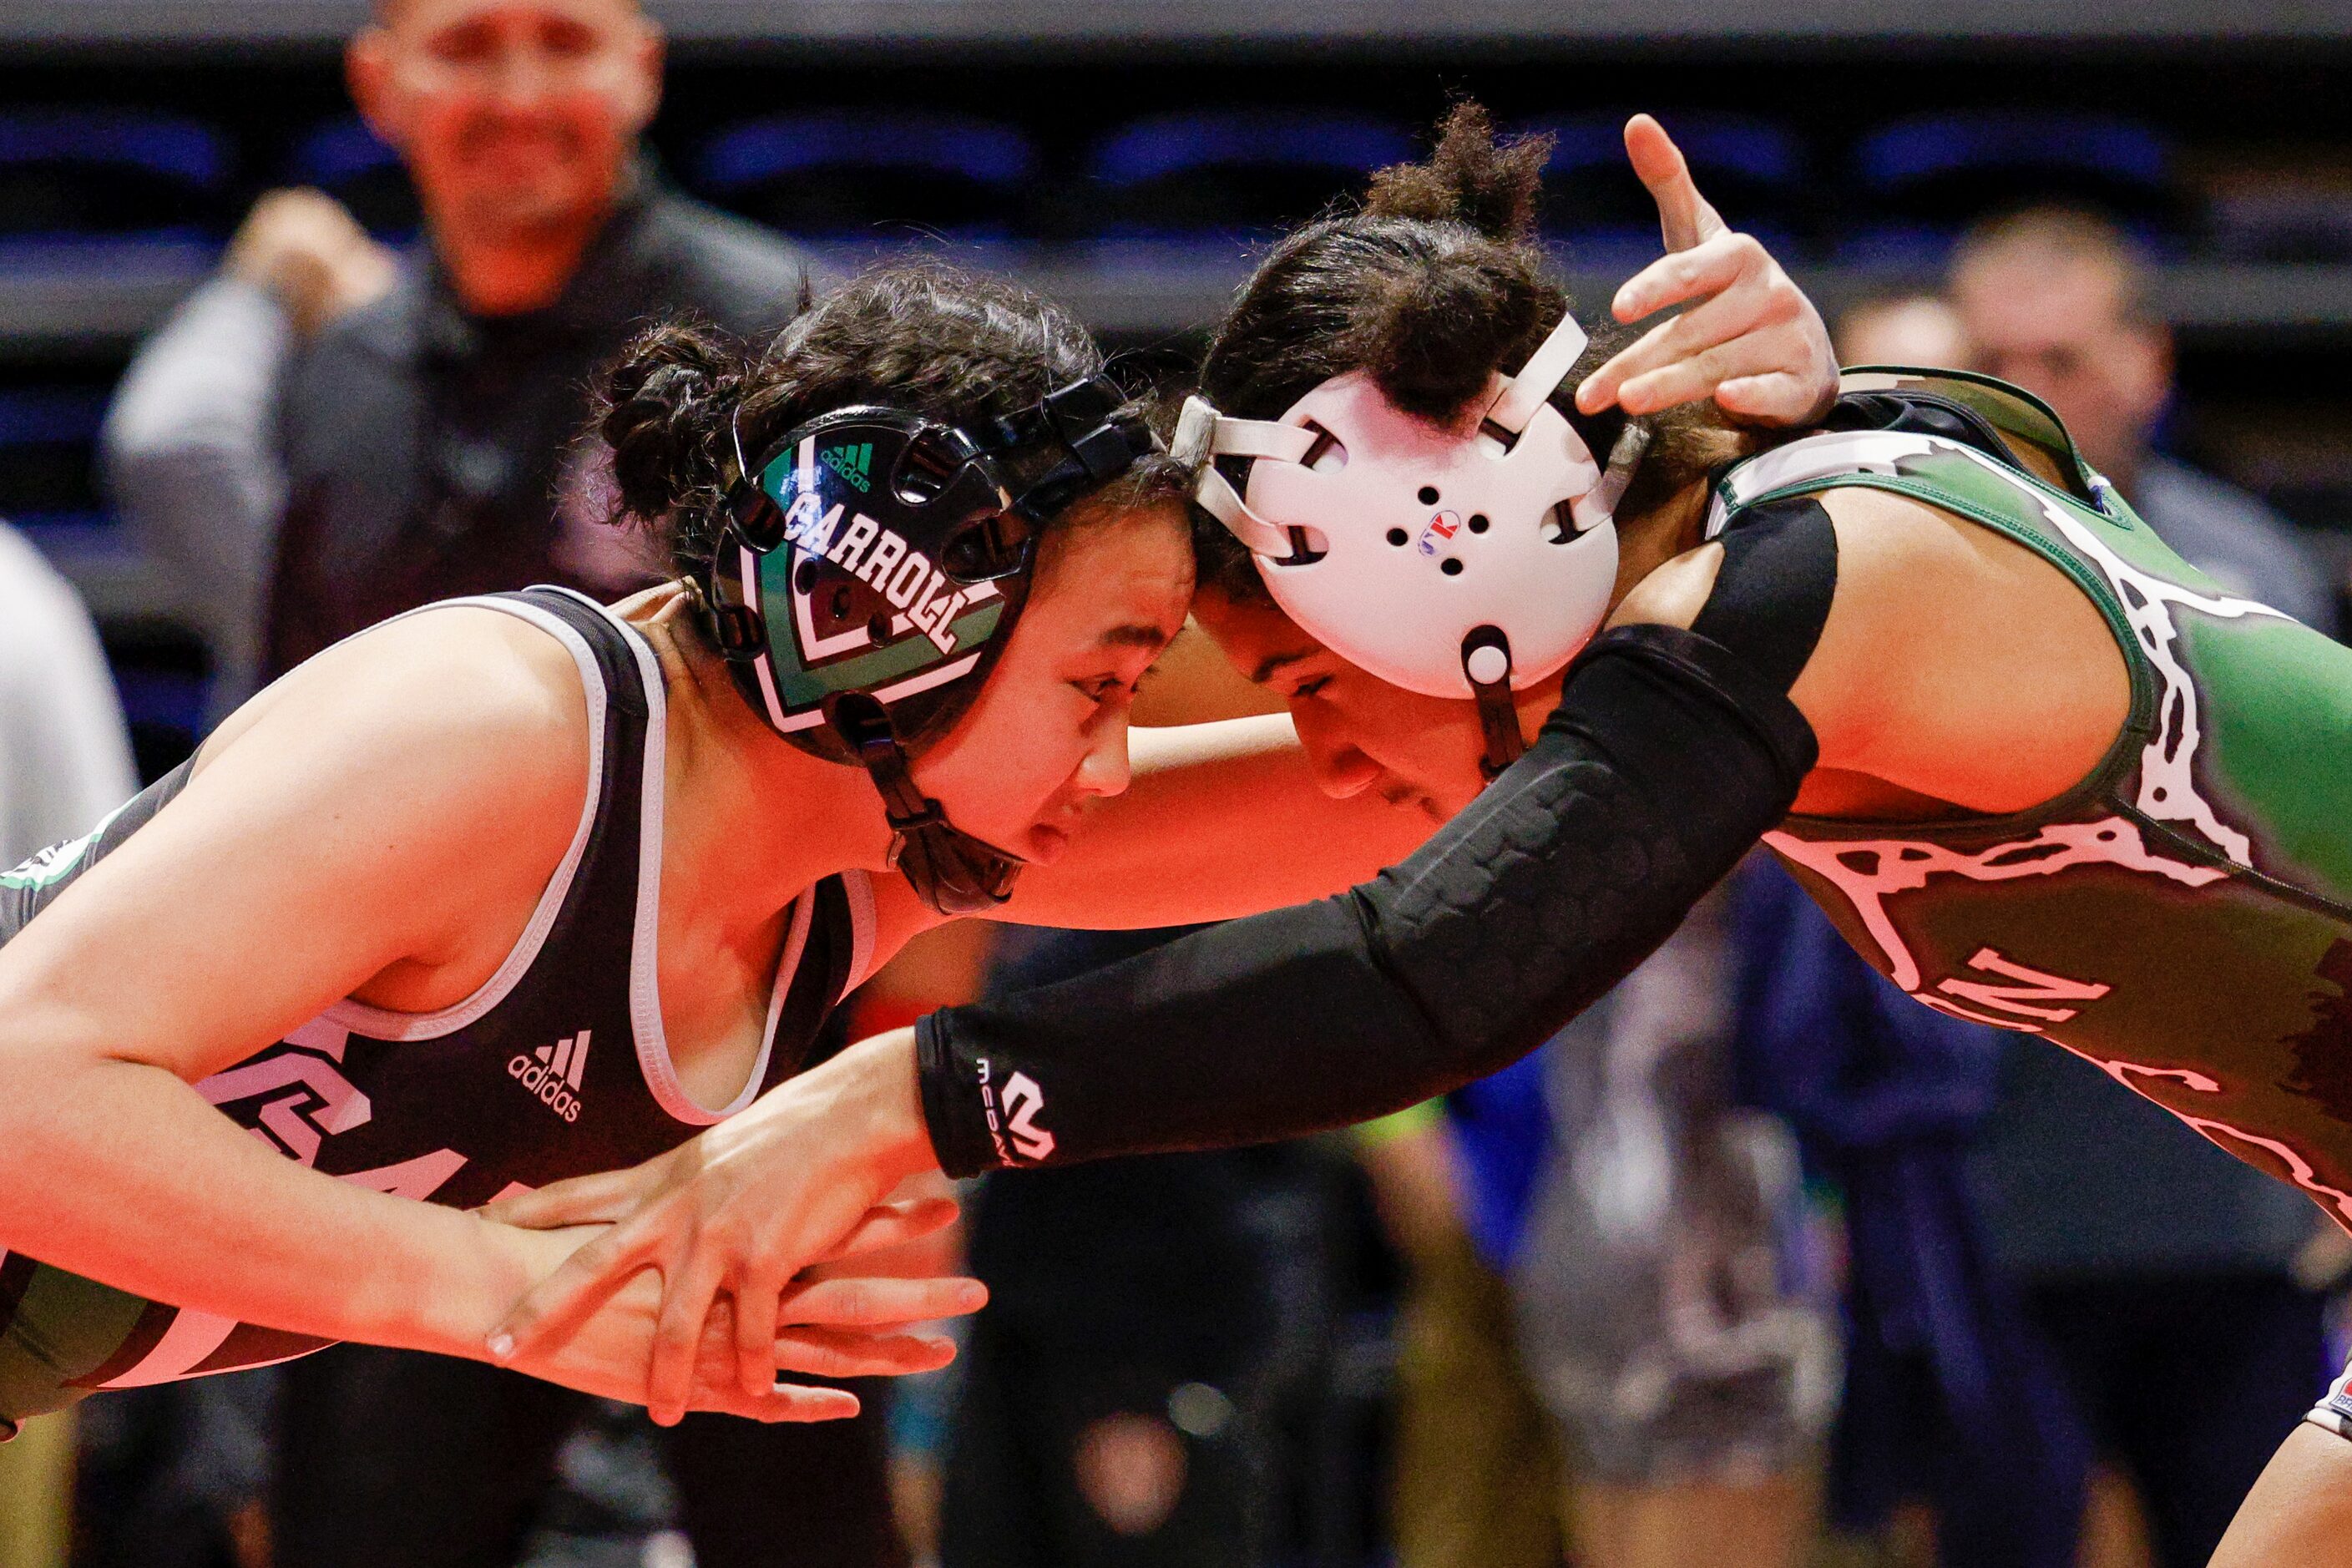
[1727,371,2352,1223]
[0,587,878,1431]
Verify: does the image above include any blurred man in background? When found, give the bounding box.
[95,3,878,1566]
[106,0,813,701]
[1950,206,2335,626]
[104,189,397,715]
[1834,292,1967,372]
[1938,212,2340,1568]
[256,0,817,675]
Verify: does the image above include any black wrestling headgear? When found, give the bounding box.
[698,377,1156,914]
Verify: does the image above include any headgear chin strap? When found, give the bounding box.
[831,695,1023,916]
[701,375,1157,915]
[1176,311,1650,778]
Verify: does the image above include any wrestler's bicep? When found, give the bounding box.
[1806,486,2131,808]
[0,616,586,1085]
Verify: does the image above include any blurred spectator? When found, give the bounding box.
[100,3,870,1566]
[1381,868,1839,1568]
[0,522,138,862]
[1737,865,2087,1568]
[1950,205,2336,629]
[103,0,815,696]
[1949,206,2338,1568]
[1360,1092,1568,1568]
[0,519,137,1568]
[1834,292,1968,371]
[946,927,1297,1568]
[1511,873,1838,1568]
[104,190,398,716]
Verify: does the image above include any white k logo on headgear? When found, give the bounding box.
[507,1030,589,1124]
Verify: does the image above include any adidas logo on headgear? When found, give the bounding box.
[820,442,874,492]
[508,1030,589,1122]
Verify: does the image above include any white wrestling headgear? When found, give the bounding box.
[1174,310,1651,777]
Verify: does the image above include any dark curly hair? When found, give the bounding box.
[594,262,1186,594]
[1192,103,1755,604]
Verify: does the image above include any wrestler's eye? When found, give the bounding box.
[1290,676,1333,701]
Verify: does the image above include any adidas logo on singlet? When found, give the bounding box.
[508,1031,589,1123]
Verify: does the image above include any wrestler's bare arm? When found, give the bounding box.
[0,610,589,1353]
[0,612,964,1418]
[1606,485,2133,819]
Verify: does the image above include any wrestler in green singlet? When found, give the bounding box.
[1736,370,2352,1224]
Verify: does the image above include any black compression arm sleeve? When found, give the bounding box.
[916,621,1818,1176]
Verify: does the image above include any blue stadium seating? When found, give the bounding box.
[1843,109,2181,264]
[1081,109,1415,252]
[0,108,231,272]
[691,110,1037,256]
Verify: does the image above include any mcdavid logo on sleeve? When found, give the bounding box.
[974,1059,1055,1164]
[508,1030,589,1122]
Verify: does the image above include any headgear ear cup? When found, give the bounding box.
[1178,310,1644,773]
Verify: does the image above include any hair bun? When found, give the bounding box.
[597,320,750,529]
[1364,102,1551,245]
[1348,250,1546,423]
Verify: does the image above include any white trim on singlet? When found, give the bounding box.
[306,589,820,1121]
[322,594,609,1043]
[838,867,878,998]
[608,599,814,1126]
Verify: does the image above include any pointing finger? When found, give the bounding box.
[1623,114,1725,253]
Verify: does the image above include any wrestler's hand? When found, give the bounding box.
[1576,114,1839,427]
[482,1029,940,1425]
[483,1182,973,1423]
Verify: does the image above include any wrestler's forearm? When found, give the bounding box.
[0,1051,529,1358]
[1004,714,1432,929]
[915,625,1817,1175]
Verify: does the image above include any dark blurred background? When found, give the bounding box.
[6,11,2352,766]
[8,7,2352,1568]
